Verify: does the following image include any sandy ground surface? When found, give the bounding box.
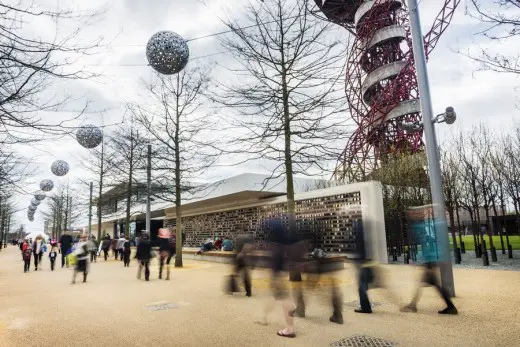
[0,246,519,347]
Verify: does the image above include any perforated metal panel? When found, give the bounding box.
[331,335,398,347]
[165,192,362,252]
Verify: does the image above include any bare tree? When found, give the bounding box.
[79,134,114,240]
[440,148,461,263]
[41,183,83,238]
[465,0,520,102]
[217,0,350,245]
[470,126,498,262]
[129,66,220,267]
[106,123,148,238]
[0,192,16,249]
[454,132,489,265]
[0,2,106,145]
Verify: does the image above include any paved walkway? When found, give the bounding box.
[0,246,519,347]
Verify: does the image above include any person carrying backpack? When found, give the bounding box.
[22,240,32,273]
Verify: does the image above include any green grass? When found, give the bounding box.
[449,235,520,251]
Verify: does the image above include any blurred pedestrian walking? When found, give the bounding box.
[71,234,90,284]
[136,233,153,281]
[49,239,58,271]
[101,235,111,261]
[401,206,458,315]
[22,239,32,273]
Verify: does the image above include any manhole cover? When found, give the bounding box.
[331,335,397,347]
[344,300,384,308]
[146,303,179,311]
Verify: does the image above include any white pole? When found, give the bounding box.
[407,0,455,296]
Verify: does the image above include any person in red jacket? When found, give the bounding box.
[21,240,32,273]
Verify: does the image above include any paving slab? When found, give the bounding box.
[0,246,519,347]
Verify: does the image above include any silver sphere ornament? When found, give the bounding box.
[28,216,34,222]
[76,124,103,149]
[28,205,37,212]
[40,179,54,192]
[31,198,41,206]
[51,160,69,176]
[146,31,189,75]
[34,191,46,201]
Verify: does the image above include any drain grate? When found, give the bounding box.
[146,303,179,311]
[344,300,384,308]
[331,335,397,347]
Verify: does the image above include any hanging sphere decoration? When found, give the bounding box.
[34,191,46,201]
[30,198,41,206]
[76,124,103,149]
[28,205,37,212]
[28,216,34,222]
[51,160,69,176]
[146,31,189,75]
[40,179,54,192]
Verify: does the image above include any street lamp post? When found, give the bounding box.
[146,144,152,236]
[88,182,93,238]
[406,0,455,297]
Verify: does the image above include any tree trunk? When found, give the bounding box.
[455,201,464,252]
[471,178,488,265]
[125,130,134,239]
[491,200,505,254]
[174,74,183,268]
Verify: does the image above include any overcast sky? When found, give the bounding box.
[9,0,520,233]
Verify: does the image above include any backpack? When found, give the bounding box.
[23,249,32,261]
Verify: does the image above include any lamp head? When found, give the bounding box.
[444,106,456,125]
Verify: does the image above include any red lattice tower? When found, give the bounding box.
[314,0,460,182]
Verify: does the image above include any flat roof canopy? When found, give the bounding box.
[122,190,287,222]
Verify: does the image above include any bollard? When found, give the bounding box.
[491,246,498,262]
[454,247,461,264]
[461,241,465,254]
[508,244,513,259]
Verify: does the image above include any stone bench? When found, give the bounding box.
[181,248,347,272]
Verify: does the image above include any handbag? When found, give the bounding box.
[67,253,78,266]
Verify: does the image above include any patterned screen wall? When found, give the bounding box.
[164,191,362,253]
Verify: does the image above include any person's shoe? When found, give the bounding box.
[354,309,372,314]
[289,308,305,318]
[329,314,344,324]
[246,292,252,297]
[400,304,417,313]
[438,306,458,315]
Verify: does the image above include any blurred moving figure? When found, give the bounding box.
[354,220,402,314]
[287,235,343,324]
[226,234,252,297]
[136,233,153,281]
[88,236,98,263]
[123,238,132,267]
[101,235,111,261]
[71,234,90,284]
[401,206,458,315]
[22,239,32,273]
[256,218,296,339]
[49,239,58,271]
[158,228,175,280]
[59,231,73,268]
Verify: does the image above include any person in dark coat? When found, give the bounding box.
[226,234,253,297]
[123,239,131,267]
[135,234,153,281]
[59,232,73,268]
[101,235,111,261]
